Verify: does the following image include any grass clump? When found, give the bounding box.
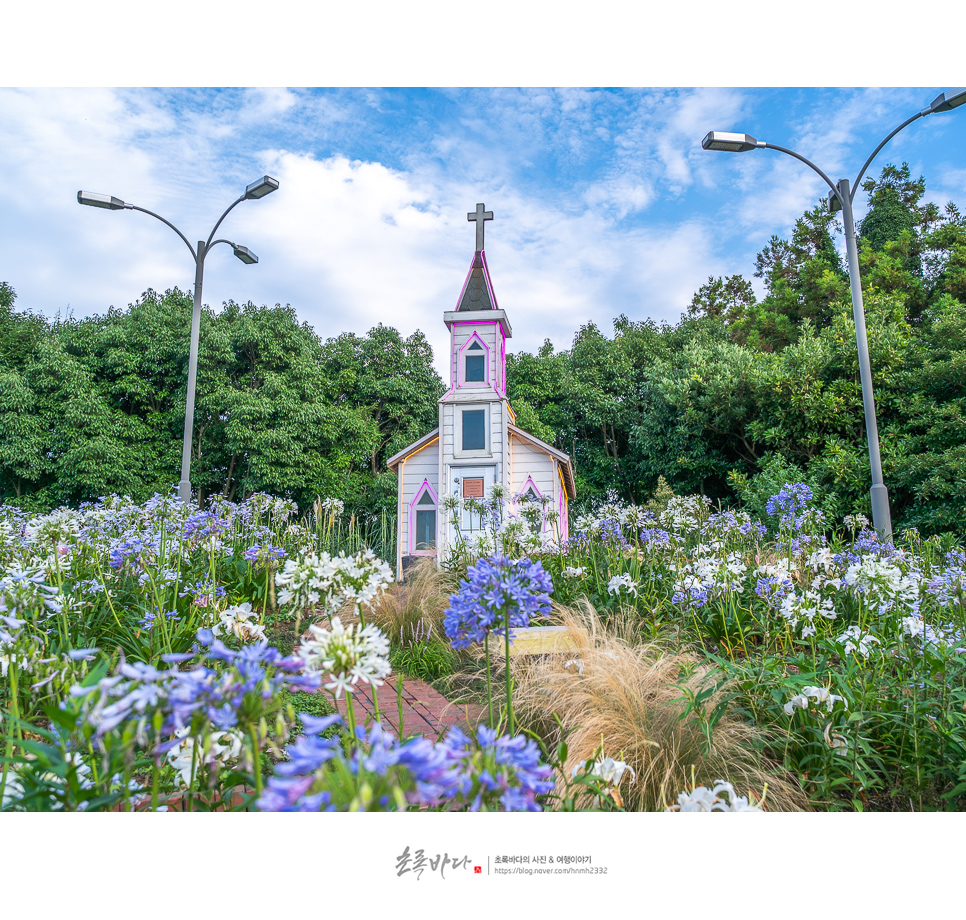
[511,600,809,812]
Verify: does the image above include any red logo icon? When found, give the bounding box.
[474,866,482,874]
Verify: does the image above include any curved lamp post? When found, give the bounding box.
[78,176,279,504]
[702,89,966,541]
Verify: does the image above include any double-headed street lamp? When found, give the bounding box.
[78,175,279,504]
[702,89,966,541]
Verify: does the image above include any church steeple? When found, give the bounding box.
[455,203,499,312]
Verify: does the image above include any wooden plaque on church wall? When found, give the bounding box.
[462,478,484,498]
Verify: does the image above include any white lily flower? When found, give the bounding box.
[667,779,761,812]
[785,685,848,715]
[216,602,266,642]
[824,722,848,751]
[837,625,880,657]
[607,573,639,596]
[572,754,636,791]
[166,729,244,787]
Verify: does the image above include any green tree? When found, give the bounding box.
[731,204,849,350]
[59,288,196,498]
[0,283,48,370]
[196,301,381,510]
[318,324,444,515]
[888,293,966,533]
[686,274,757,326]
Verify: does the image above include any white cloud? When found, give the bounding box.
[3,85,965,388]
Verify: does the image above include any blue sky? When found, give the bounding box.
[2,19,965,382]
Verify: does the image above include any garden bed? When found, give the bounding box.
[2,486,965,812]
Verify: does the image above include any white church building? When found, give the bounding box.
[387,204,576,578]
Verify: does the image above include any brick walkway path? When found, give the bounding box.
[335,675,486,740]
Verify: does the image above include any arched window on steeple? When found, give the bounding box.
[457,332,491,388]
[465,341,485,381]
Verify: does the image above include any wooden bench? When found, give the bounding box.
[496,625,576,658]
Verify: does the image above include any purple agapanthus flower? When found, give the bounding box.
[639,527,672,549]
[181,510,230,542]
[70,636,323,745]
[443,555,553,650]
[755,575,794,610]
[243,543,287,566]
[256,718,554,813]
[766,483,813,522]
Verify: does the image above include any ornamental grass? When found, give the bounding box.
[510,599,810,812]
[353,558,458,639]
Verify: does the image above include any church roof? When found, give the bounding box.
[508,424,577,499]
[455,250,499,312]
[386,428,439,471]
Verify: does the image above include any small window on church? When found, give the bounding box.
[465,341,485,382]
[462,409,486,451]
[415,489,436,551]
[518,482,545,532]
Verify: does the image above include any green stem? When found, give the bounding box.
[152,757,160,812]
[0,669,20,805]
[719,606,735,662]
[504,616,514,735]
[92,553,124,635]
[484,633,493,730]
[187,737,199,813]
[343,691,357,738]
[249,726,263,796]
[260,570,270,624]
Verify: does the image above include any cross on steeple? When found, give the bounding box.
[467,202,493,251]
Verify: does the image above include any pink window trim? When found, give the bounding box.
[409,479,440,555]
[444,320,504,398]
[516,475,544,501]
[457,331,491,388]
[516,476,545,532]
[558,465,569,540]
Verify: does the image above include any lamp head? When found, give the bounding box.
[232,244,258,265]
[244,176,279,199]
[926,89,966,114]
[702,131,761,152]
[77,191,128,210]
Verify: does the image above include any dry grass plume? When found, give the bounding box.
[511,599,809,812]
[349,558,461,649]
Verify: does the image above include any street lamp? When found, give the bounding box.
[78,176,279,505]
[702,88,966,541]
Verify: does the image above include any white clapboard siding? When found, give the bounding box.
[400,439,440,552]
[510,437,556,498]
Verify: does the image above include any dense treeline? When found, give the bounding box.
[507,165,966,535]
[0,284,443,516]
[2,164,965,535]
